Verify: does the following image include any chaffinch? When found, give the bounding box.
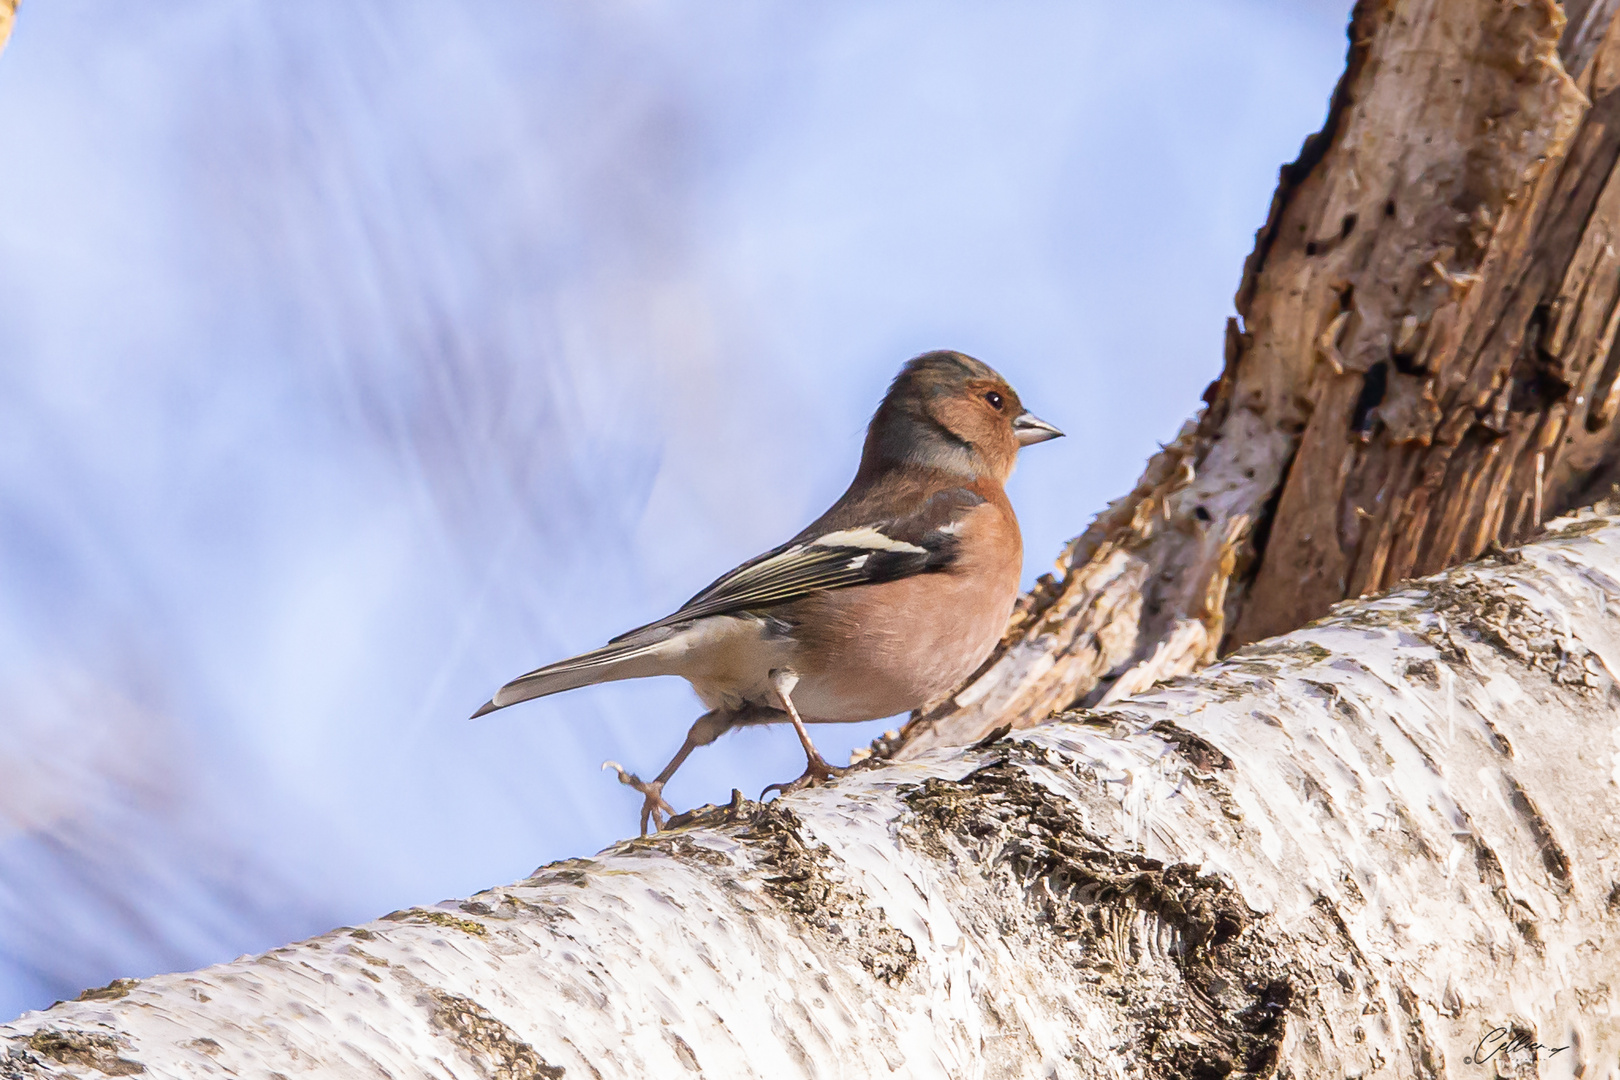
[473,350,1062,833]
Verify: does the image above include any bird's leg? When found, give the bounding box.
[761,668,846,799]
[603,709,734,836]
[601,757,680,837]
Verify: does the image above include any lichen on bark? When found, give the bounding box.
[425,989,565,1080]
[740,803,919,987]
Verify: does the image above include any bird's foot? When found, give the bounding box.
[602,761,677,836]
[760,752,847,800]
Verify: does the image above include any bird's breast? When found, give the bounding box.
[784,501,1022,723]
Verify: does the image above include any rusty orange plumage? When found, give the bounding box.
[473,350,1062,833]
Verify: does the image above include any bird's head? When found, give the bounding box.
[861,350,1063,484]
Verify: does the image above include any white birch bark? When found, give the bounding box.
[5,509,1620,1078]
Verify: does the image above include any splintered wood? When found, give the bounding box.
[894,0,1620,757]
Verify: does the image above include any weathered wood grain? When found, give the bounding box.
[894,0,1620,759]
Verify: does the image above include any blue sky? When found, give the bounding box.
[0,0,1351,1016]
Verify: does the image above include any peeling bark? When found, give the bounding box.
[6,512,1620,1077]
[891,0,1620,758]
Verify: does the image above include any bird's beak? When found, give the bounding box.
[1013,411,1064,446]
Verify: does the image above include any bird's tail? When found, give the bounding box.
[470,628,678,718]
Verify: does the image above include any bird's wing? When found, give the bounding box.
[613,486,987,638]
[473,485,991,716]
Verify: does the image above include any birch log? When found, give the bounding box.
[889,0,1620,758]
[6,510,1620,1077]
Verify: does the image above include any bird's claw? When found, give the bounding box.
[602,761,677,836]
[760,753,846,801]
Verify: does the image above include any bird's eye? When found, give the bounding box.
[984,391,1004,410]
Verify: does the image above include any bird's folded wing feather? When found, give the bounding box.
[612,486,986,638]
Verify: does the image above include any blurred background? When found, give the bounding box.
[0,0,1352,1017]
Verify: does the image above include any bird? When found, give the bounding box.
[472,350,1063,834]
